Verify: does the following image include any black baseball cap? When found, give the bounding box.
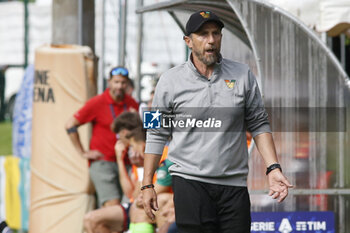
[185,11,224,36]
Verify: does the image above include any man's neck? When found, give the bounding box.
[192,55,215,79]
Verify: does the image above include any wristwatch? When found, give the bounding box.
[266,163,282,175]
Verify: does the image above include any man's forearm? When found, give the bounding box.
[253,132,279,167]
[65,116,85,157]
[142,153,162,186]
[254,132,293,202]
[68,132,85,156]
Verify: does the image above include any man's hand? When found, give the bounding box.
[267,169,293,202]
[142,153,162,220]
[142,188,158,221]
[83,150,103,160]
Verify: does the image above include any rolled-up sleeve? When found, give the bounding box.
[144,74,173,155]
[245,70,271,138]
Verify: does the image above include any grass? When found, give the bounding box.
[0,120,12,156]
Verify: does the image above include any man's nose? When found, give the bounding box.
[208,33,215,44]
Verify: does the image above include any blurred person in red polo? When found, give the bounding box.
[65,66,138,207]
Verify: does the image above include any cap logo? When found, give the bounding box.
[200,11,211,18]
[225,79,236,89]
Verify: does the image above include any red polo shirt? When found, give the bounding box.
[74,88,139,162]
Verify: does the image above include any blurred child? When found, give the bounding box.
[84,113,174,233]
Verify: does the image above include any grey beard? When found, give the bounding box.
[193,49,219,66]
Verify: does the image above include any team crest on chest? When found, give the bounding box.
[225,79,236,89]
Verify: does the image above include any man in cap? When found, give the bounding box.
[65,66,138,208]
[141,11,293,232]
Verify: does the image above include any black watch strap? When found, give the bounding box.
[141,184,154,191]
[266,163,282,175]
[66,126,78,134]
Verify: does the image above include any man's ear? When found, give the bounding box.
[183,35,192,49]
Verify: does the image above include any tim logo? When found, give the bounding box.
[143,110,162,129]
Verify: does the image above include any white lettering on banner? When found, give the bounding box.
[296,221,307,231]
[296,221,326,231]
[278,218,293,233]
[251,222,275,231]
[317,221,326,230]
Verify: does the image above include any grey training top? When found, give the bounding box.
[145,56,271,186]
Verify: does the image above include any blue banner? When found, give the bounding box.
[251,211,334,233]
[12,65,34,158]
[19,157,30,231]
